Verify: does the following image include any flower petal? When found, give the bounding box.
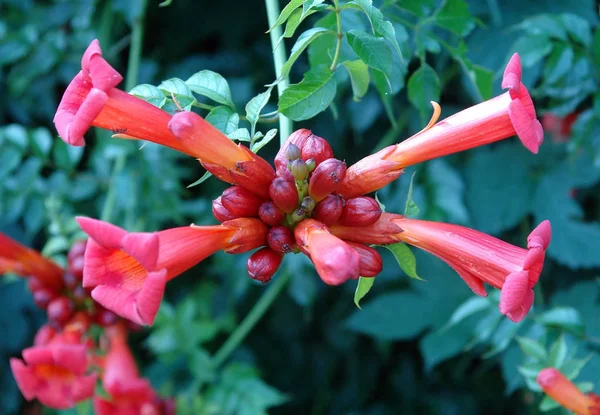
[499,270,529,315]
[121,232,159,270]
[509,97,544,154]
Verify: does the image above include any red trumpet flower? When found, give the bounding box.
[340,53,544,197]
[537,368,600,415]
[77,216,268,325]
[0,233,64,291]
[331,214,551,322]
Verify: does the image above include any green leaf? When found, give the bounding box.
[510,35,553,66]
[470,64,493,100]
[187,171,213,188]
[443,296,491,329]
[129,84,168,108]
[281,9,304,41]
[407,63,441,115]
[537,307,585,336]
[341,60,370,101]
[396,0,435,17]
[205,106,239,135]
[302,0,326,18]
[52,139,83,172]
[345,291,430,340]
[516,337,547,362]
[428,159,468,223]
[520,14,567,41]
[245,88,272,135]
[433,0,475,36]
[404,171,419,217]
[157,78,196,110]
[186,70,235,109]
[268,0,304,31]
[228,128,251,142]
[278,66,337,121]
[354,276,375,309]
[280,27,331,79]
[561,357,592,380]
[251,128,278,153]
[539,395,561,412]
[346,0,403,59]
[548,335,567,368]
[543,44,574,84]
[560,13,592,46]
[30,128,53,158]
[346,30,392,76]
[383,243,422,280]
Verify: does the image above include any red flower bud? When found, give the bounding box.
[258,201,286,226]
[212,196,236,222]
[301,133,334,167]
[346,242,382,277]
[286,143,301,161]
[27,276,44,292]
[274,129,313,172]
[339,196,382,227]
[63,272,79,290]
[72,285,87,306]
[68,240,87,263]
[33,288,57,309]
[312,194,344,226]
[47,296,74,326]
[221,186,263,217]
[267,226,295,253]
[68,256,85,280]
[308,158,346,202]
[95,306,119,327]
[269,177,299,213]
[247,247,283,283]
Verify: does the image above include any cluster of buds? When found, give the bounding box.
[1,233,174,413]
[537,368,600,415]
[50,39,551,333]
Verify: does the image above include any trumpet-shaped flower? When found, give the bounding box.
[331,213,551,322]
[10,329,96,409]
[294,219,360,285]
[0,233,64,291]
[340,53,544,198]
[77,216,267,325]
[537,368,600,415]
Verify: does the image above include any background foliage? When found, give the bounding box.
[0,0,599,414]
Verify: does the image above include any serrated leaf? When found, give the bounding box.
[278,66,336,121]
[280,27,331,79]
[346,30,392,76]
[354,276,375,309]
[516,337,547,362]
[268,0,304,31]
[383,243,422,280]
[407,63,440,115]
[245,88,272,135]
[345,0,403,59]
[433,0,475,36]
[404,171,419,217]
[186,70,235,109]
[341,60,370,100]
[129,84,168,108]
[205,106,239,135]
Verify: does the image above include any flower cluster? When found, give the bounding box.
[2,233,174,412]
[52,39,551,333]
[537,368,600,415]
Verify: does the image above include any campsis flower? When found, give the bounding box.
[77,216,267,325]
[339,53,544,198]
[10,327,96,409]
[331,214,551,322]
[537,368,600,415]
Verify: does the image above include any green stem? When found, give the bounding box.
[101,0,147,223]
[212,272,291,368]
[265,0,293,144]
[329,1,343,71]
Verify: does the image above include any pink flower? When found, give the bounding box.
[339,53,544,198]
[10,329,96,409]
[537,368,600,415]
[0,233,64,291]
[331,213,551,322]
[294,219,360,285]
[77,216,268,325]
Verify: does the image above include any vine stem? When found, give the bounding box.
[329,0,342,71]
[265,0,293,144]
[212,272,291,368]
[101,0,147,223]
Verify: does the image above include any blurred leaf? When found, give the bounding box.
[404,171,419,217]
[547,335,567,368]
[561,356,592,379]
[341,60,370,101]
[383,243,422,280]
[280,27,330,79]
[346,30,392,76]
[543,44,574,84]
[396,0,435,17]
[560,13,592,46]
[30,128,52,158]
[428,159,469,224]
[443,296,490,329]
[206,106,240,135]
[354,276,375,309]
[519,14,567,41]
[52,139,83,172]
[279,66,337,121]
[470,64,493,100]
[516,337,547,361]
[407,63,440,115]
[510,35,553,66]
[433,0,475,36]
[187,171,213,188]
[537,307,585,337]
[539,395,561,411]
[186,70,235,109]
